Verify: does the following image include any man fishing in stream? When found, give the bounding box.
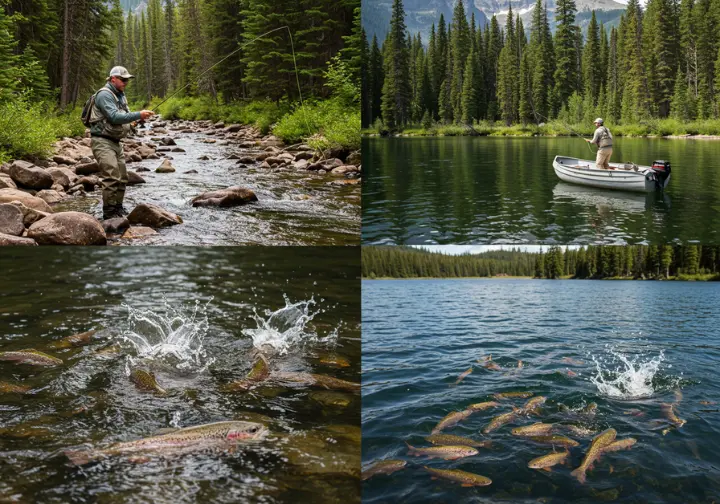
[88,66,155,219]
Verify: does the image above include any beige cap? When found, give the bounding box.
[108,66,134,79]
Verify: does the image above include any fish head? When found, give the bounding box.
[226,421,269,441]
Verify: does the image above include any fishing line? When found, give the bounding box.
[146,25,309,132]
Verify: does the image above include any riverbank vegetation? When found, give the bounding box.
[362,246,720,280]
[0,0,360,164]
[363,0,720,137]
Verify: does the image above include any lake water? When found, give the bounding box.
[0,247,360,503]
[362,279,720,503]
[362,136,720,245]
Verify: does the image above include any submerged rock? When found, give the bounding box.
[101,217,130,234]
[155,159,176,173]
[127,171,146,185]
[0,232,36,245]
[28,212,107,245]
[191,186,258,207]
[127,203,182,228]
[122,226,158,239]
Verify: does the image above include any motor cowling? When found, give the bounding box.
[650,160,671,189]
[651,160,671,172]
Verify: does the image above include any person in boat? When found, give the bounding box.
[586,118,613,170]
[89,66,155,219]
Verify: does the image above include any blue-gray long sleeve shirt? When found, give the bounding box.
[90,83,141,135]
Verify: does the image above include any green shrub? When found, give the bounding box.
[273,98,360,150]
[0,97,67,163]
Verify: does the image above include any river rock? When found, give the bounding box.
[330,165,360,176]
[198,155,210,161]
[260,135,283,147]
[76,175,100,191]
[323,158,344,169]
[127,204,182,228]
[101,217,130,234]
[171,147,185,153]
[52,155,76,166]
[28,212,107,245]
[136,167,151,172]
[0,189,52,213]
[152,128,168,135]
[184,170,198,174]
[293,159,309,170]
[127,152,142,163]
[294,151,314,161]
[329,178,361,186]
[74,161,100,175]
[35,190,65,204]
[191,187,258,207]
[238,156,255,164]
[224,124,242,133]
[155,159,176,173]
[213,121,225,128]
[265,156,285,166]
[9,161,53,190]
[239,141,256,149]
[0,204,25,236]
[346,151,361,166]
[0,174,16,189]
[160,137,177,146]
[122,226,158,239]
[127,171,146,185]
[7,200,50,226]
[46,167,77,189]
[0,233,36,246]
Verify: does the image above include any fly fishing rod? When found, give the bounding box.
[138,25,305,129]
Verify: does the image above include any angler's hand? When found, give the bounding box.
[140,110,155,121]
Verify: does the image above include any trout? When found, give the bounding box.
[361,460,407,480]
[527,435,579,448]
[0,349,62,367]
[424,467,492,487]
[600,438,637,453]
[519,396,547,414]
[406,442,478,460]
[0,381,31,394]
[467,401,500,412]
[661,403,686,427]
[511,423,555,437]
[483,411,517,434]
[453,367,473,386]
[570,428,617,484]
[49,330,100,349]
[528,450,570,471]
[426,434,491,448]
[274,372,360,393]
[225,354,271,392]
[494,391,533,400]
[483,361,501,371]
[432,410,473,434]
[130,369,167,395]
[65,421,268,466]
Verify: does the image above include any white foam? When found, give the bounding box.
[590,346,666,399]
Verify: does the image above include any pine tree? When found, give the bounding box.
[582,11,600,106]
[497,6,518,125]
[461,50,478,123]
[553,0,579,115]
[381,0,411,129]
[369,35,384,126]
[449,0,471,122]
[486,16,503,121]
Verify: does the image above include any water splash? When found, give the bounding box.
[121,298,214,370]
[590,346,678,399]
[242,295,336,354]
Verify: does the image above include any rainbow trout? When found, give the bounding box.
[518,396,547,414]
[601,438,637,453]
[0,381,31,394]
[130,369,167,395]
[661,403,686,427]
[527,435,579,448]
[65,421,268,466]
[467,401,500,412]
[426,434,491,448]
[406,442,478,460]
[0,349,62,367]
[424,467,492,487]
[494,391,533,400]
[274,372,360,393]
[528,450,570,471]
[225,355,270,392]
[49,330,101,349]
[511,423,555,437]
[571,428,617,484]
[483,411,517,434]
[361,460,407,480]
[431,410,473,434]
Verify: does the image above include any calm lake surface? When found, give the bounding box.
[0,247,360,503]
[362,136,720,245]
[362,279,720,503]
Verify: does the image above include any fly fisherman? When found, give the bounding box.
[586,118,613,170]
[90,66,155,219]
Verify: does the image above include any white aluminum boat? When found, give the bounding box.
[552,156,671,193]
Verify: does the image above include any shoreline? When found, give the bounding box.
[364,132,720,140]
[362,276,718,281]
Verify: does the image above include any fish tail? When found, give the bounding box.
[65,450,95,466]
[405,442,417,455]
[570,467,586,484]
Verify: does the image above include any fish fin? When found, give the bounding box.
[609,465,614,474]
[570,468,586,484]
[461,484,472,487]
[65,450,94,466]
[542,467,552,472]
[153,427,179,436]
[405,442,416,454]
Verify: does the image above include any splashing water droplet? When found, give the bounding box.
[242,295,337,354]
[590,347,676,399]
[121,298,215,370]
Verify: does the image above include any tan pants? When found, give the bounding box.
[91,136,127,207]
[596,147,613,170]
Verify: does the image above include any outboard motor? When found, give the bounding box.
[650,160,671,189]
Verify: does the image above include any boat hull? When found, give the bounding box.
[552,156,670,193]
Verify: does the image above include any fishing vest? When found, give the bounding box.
[597,126,613,148]
[89,86,133,140]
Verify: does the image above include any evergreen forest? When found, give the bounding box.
[362,245,720,280]
[362,0,720,136]
[0,0,361,162]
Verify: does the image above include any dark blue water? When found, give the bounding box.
[362,279,720,503]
